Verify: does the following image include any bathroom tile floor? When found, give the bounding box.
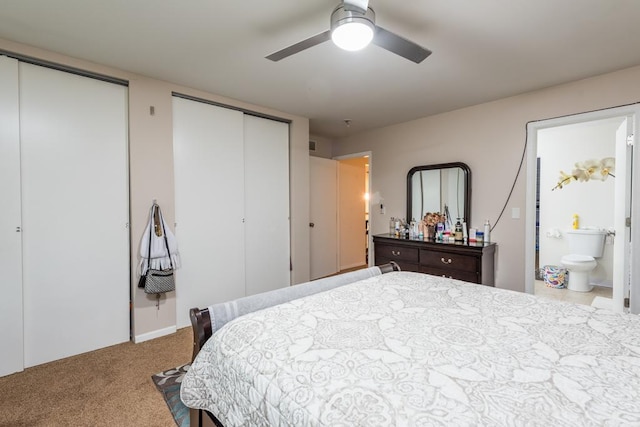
[534,280,612,306]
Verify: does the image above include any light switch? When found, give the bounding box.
[512,207,520,219]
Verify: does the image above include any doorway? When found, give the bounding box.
[525,105,638,313]
[337,155,370,272]
[309,152,371,280]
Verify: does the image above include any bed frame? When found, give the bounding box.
[187,262,400,427]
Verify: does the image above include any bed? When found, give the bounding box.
[181,266,640,426]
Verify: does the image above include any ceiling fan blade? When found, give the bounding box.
[266,30,331,61]
[343,0,369,14]
[373,26,432,64]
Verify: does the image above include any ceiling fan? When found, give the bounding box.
[266,0,432,64]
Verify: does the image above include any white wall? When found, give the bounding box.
[309,134,335,159]
[538,118,620,286]
[333,64,640,292]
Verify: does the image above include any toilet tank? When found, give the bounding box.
[566,229,606,257]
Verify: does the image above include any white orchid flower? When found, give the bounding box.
[573,159,600,181]
[553,157,616,190]
[599,157,615,180]
[572,167,589,182]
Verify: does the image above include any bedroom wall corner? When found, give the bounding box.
[290,119,311,285]
[309,134,335,159]
[128,78,177,341]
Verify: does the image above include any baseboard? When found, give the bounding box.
[590,280,613,288]
[134,325,177,343]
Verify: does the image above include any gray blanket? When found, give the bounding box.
[207,266,382,334]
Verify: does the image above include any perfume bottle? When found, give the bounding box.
[409,218,416,239]
[436,222,444,241]
[484,219,491,243]
[454,218,463,241]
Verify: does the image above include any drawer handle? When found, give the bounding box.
[442,275,453,279]
[392,250,401,256]
[440,257,452,264]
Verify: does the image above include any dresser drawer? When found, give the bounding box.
[419,266,479,283]
[376,244,419,263]
[420,249,478,273]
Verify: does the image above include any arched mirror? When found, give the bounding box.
[407,162,471,226]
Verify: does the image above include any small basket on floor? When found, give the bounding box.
[543,265,566,289]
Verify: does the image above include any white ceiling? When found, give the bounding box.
[1,1,640,139]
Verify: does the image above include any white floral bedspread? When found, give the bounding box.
[181,271,640,426]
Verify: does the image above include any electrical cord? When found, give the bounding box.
[490,129,528,232]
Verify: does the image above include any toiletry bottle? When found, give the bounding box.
[389,217,395,235]
[454,218,463,241]
[484,219,491,243]
[572,214,579,230]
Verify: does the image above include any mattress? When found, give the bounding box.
[181,271,640,426]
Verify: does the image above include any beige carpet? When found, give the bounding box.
[0,327,192,427]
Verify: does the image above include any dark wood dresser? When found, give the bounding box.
[373,234,496,286]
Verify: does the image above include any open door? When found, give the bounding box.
[614,117,634,312]
[309,157,338,280]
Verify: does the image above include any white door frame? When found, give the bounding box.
[333,151,373,267]
[525,104,639,313]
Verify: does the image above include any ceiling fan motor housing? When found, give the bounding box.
[330,5,376,32]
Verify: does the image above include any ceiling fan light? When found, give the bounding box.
[332,21,374,51]
[330,5,376,52]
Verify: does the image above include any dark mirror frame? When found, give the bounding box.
[406,162,471,226]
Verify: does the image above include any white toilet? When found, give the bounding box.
[560,229,607,292]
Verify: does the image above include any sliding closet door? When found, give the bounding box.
[173,97,246,328]
[0,56,23,376]
[20,63,130,367]
[243,115,291,294]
